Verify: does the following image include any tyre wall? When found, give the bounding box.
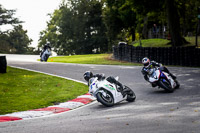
[113,45,200,67]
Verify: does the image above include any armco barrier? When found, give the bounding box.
[113,45,200,67]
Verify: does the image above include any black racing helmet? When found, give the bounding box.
[83,71,93,82]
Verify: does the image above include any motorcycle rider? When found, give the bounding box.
[83,71,126,97]
[40,42,51,61]
[141,57,176,87]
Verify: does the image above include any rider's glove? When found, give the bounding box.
[141,69,147,75]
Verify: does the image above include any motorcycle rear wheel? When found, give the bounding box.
[175,79,180,89]
[96,91,114,107]
[124,86,136,102]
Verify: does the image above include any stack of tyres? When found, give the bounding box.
[163,48,169,65]
[184,47,190,66]
[138,47,143,63]
[149,47,154,61]
[188,48,195,66]
[179,47,184,66]
[168,47,173,65]
[194,48,200,66]
[118,45,123,60]
[135,47,140,63]
[112,46,118,60]
[0,56,7,73]
[151,47,157,62]
[131,47,137,62]
[175,47,180,66]
[125,45,132,62]
[121,45,126,61]
[170,47,175,65]
[143,47,149,58]
[160,48,165,64]
[156,47,162,63]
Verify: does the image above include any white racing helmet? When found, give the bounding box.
[142,57,150,68]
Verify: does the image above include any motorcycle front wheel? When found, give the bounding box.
[96,91,114,107]
[158,79,174,93]
[44,55,49,62]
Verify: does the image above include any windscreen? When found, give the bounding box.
[89,78,95,86]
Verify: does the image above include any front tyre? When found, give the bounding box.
[44,55,49,62]
[158,80,174,93]
[96,91,114,107]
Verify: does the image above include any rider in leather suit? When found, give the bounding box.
[141,57,176,87]
[40,42,51,58]
[83,71,125,96]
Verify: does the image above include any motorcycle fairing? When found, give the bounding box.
[154,70,177,89]
[149,69,160,83]
[89,78,126,104]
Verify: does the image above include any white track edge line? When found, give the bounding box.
[9,65,87,85]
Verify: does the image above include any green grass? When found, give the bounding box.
[48,54,141,66]
[133,37,198,47]
[185,36,200,47]
[0,67,88,115]
[133,38,171,47]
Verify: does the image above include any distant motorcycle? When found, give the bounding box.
[148,68,180,92]
[88,77,136,107]
[40,48,51,62]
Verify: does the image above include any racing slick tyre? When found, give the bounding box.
[96,91,114,107]
[124,86,136,102]
[158,80,174,93]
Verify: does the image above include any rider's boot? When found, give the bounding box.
[119,85,126,98]
[116,82,126,98]
[118,86,126,98]
[162,67,176,79]
[169,73,176,79]
[151,83,157,87]
[109,77,126,97]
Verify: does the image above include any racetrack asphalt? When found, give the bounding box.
[0,54,200,133]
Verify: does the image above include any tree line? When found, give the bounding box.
[1,0,200,55]
[0,4,32,54]
[39,0,200,55]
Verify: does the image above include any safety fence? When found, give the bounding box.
[113,44,200,67]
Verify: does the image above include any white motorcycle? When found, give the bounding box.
[40,48,51,62]
[148,68,180,92]
[88,77,136,107]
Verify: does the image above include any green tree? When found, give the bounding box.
[103,0,137,49]
[0,4,21,27]
[104,0,200,46]
[8,25,32,53]
[38,9,61,54]
[39,0,107,55]
[0,4,32,54]
[0,33,12,53]
[165,0,187,46]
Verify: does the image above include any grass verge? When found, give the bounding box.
[132,38,198,47]
[133,38,171,47]
[0,66,88,115]
[47,54,141,66]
